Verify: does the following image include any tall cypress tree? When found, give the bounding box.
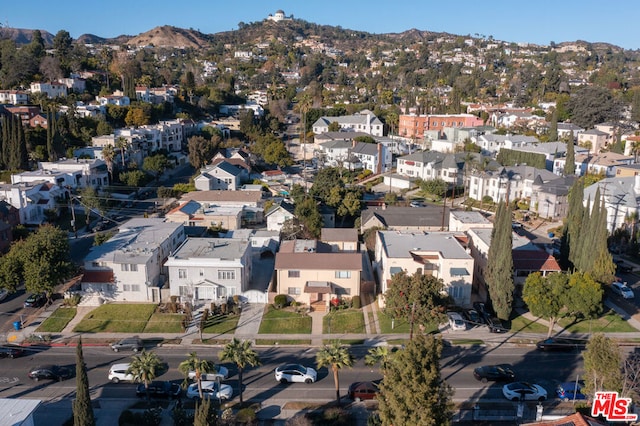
[567,179,584,268]
[0,115,9,169]
[565,132,576,176]
[486,200,515,320]
[588,197,616,283]
[575,197,591,271]
[73,338,95,426]
[548,109,558,141]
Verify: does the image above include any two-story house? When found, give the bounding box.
[81,219,186,303]
[194,161,248,191]
[396,151,470,187]
[165,237,252,307]
[0,181,67,225]
[467,165,558,203]
[312,110,383,137]
[11,158,109,189]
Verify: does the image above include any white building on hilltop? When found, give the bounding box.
[267,10,293,22]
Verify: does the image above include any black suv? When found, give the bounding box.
[136,381,181,398]
[24,293,47,308]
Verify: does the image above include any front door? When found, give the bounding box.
[317,293,323,302]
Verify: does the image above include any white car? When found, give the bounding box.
[0,288,8,302]
[187,365,229,381]
[502,382,547,401]
[274,364,317,384]
[186,381,233,400]
[447,312,467,331]
[108,363,135,383]
[612,282,635,299]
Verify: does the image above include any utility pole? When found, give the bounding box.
[70,196,77,238]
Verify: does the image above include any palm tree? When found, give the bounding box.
[316,341,354,406]
[219,338,260,404]
[126,350,163,400]
[102,144,115,183]
[178,352,215,399]
[364,346,395,371]
[115,136,129,168]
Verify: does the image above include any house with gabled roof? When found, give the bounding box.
[321,228,359,252]
[578,128,610,153]
[312,110,384,136]
[554,152,633,177]
[583,175,640,234]
[360,205,449,233]
[12,158,109,190]
[530,175,577,219]
[468,165,558,203]
[266,200,296,232]
[374,230,474,307]
[396,150,472,186]
[0,181,67,225]
[194,160,248,191]
[81,218,186,303]
[274,239,364,311]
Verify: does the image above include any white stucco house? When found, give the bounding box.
[81,219,186,303]
[11,158,109,189]
[165,237,252,306]
[312,110,384,137]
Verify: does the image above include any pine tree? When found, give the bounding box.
[588,201,616,283]
[378,334,453,425]
[583,334,623,396]
[73,338,95,426]
[486,201,514,320]
[565,132,576,176]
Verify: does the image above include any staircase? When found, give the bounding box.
[310,301,326,312]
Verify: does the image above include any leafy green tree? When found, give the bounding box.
[119,170,146,187]
[486,201,514,320]
[566,86,623,129]
[193,398,217,426]
[143,153,171,182]
[328,121,341,132]
[316,341,354,406]
[583,333,623,396]
[294,197,323,238]
[219,338,260,404]
[383,270,448,340]
[310,167,344,203]
[73,338,95,426]
[566,272,603,319]
[178,352,215,400]
[188,135,220,169]
[522,272,569,337]
[378,334,453,426]
[127,350,163,400]
[79,187,104,230]
[420,178,447,198]
[0,248,24,293]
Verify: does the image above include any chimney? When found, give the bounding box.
[352,139,357,148]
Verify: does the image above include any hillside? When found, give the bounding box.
[0,27,54,45]
[125,25,211,49]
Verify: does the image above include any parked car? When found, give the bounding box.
[186,381,233,401]
[0,288,9,302]
[136,381,181,399]
[447,312,467,331]
[28,365,72,381]
[556,382,587,402]
[110,337,144,352]
[187,365,229,381]
[0,345,24,359]
[487,317,508,333]
[108,363,135,383]
[409,200,425,208]
[536,337,588,352]
[348,381,379,401]
[274,364,317,384]
[463,309,481,326]
[24,293,46,308]
[472,302,491,324]
[502,382,548,401]
[473,364,516,383]
[615,260,633,273]
[611,281,635,299]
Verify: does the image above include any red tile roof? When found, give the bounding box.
[513,250,561,272]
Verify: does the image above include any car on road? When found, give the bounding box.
[28,364,72,382]
[487,317,508,333]
[409,200,425,208]
[348,381,379,401]
[110,337,143,352]
[615,260,633,273]
[0,345,24,359]
[274,364,317,384]
[556,382,587,402]
[187,365,229,381]
[611,281,635,299]
[473,364,516,383]
[463,309,481,326]
[24,293,46,308]
[502,382,547,401]
[108,363,135,383]
[447,312,467,331]
[186,381,233,401]
[0,288,9,302]
[536,337,588,352]
[136,381,181,399]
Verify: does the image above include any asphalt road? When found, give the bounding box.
[0,345,598,405]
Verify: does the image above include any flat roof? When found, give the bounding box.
[378,231,471,259]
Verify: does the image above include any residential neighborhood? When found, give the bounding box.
[0,5,639,426]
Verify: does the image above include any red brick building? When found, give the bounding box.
[399,113,484,139]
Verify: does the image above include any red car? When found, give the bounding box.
[348,381,379,401]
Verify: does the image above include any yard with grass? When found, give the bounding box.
[258,306,311,334]
[323,309,365,334]
[509,314,549,334]
[202,314,240,334]
[143,313,185,333]
[73,303,157,333]
[36,307,76,332]
[558,310,637,333]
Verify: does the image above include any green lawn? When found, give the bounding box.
[202,314,240,334]
[558,310,637,333]
[36,307,77,332]
[509,314,549,334]
[258,306,312,334]
[323,309,365,334]
[143,313,185,333]
[377,311,411,334]
[255,339,312,345]
[73,303,157,333]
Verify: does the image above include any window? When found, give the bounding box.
[200,269,205,277]
[335,270,351,279]
[123,284,131,291]
[131,284,140,292]
[288,270,300,278]
[216,287,227,298]
[121,264,129,271]
[178,269,187,279]
[288,287,301,295]
[218,270,235,280]
[336,287,351,295]
[130,264,138,272]
[179,286,189,297]
[448,286,463,299]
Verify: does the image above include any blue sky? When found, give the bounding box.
[3,0,639,50]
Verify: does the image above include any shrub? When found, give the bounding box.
[352,295,361,309]
[274,294,289,309]
[236,407,257,423]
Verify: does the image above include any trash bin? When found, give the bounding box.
[12,321,21,331]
